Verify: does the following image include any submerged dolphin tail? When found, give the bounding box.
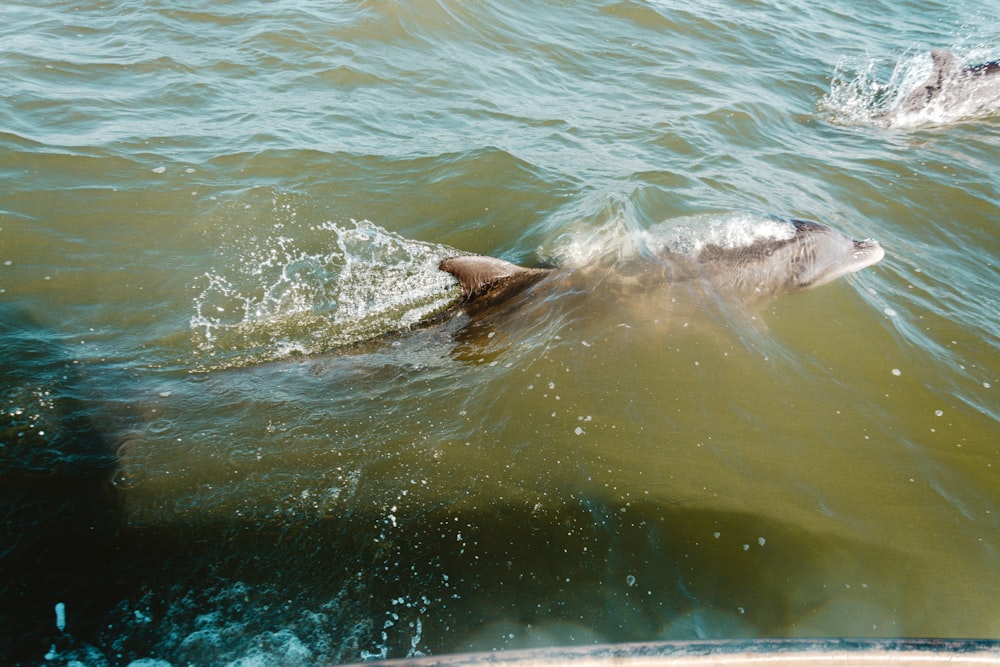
[439,256,552,310]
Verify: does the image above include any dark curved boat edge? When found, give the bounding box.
[342,638,1000,667]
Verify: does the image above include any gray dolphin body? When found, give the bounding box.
[892,48,1000,119]
[439,219,884,313]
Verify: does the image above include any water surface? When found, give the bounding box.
[2,1,998,665]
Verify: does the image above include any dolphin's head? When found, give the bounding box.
[782,218,885,289]
[687,218,884,299]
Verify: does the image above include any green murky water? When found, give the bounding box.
[2,1,998,664]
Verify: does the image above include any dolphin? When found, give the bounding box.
[190,216,884,369]
[439,218,884,313]
[892,48,1000,120]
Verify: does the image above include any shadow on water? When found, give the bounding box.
[0,306,119,662]
[79,489,911,665]
[0,300,921,665]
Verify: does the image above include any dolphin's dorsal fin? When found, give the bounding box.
[895,48,960,113]
[922,48,958,97]
[439,255,551,309]
[930,48,957,77]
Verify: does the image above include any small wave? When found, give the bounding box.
[549,211,797,267]
[817,52,896,127]
[650,212,796,255]
[819,46,1000,128]
[189,219,461,370]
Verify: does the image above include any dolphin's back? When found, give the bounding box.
[891,48,1000,122]
[440,219,883,312]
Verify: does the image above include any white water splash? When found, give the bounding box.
[819,46,1000,129]
[549,212,797,267]
[652,212,796,256]
[190,219,461,370]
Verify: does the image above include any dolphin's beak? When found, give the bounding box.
[852,238,885,267]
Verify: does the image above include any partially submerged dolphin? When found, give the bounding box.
[891,48,1000,122]
[439,218,884,314]
[188,216,883,372]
